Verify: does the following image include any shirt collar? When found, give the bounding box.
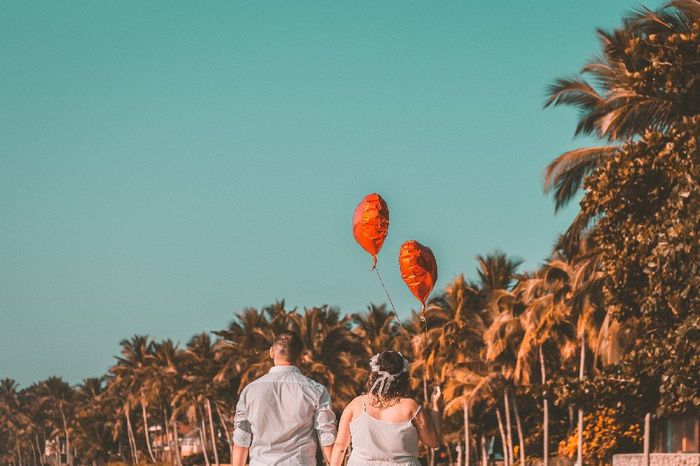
[269,365,301,374]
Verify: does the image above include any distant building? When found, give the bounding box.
[654,413,699,454]
[180,428,204,457]
[614,412,700,466]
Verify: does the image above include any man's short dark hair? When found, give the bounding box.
[272,331,304,362]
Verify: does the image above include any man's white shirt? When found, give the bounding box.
[233,365,337,465]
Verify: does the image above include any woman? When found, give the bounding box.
[330,351,442,466]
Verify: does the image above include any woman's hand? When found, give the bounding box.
[431,385,443,412]
[330,398,356,466]
[415,388,443,448]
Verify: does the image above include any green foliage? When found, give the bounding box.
[581,122,700,415]
[557,407,642,466]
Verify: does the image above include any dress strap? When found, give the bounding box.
[361,396,367,412]
[410,405,422,421]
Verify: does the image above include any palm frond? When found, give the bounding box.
[671,0,700,19]
[554,209,600,258]
[626,4,694,33]
[581,58,614,90]
[603,97,675,140]
[543,146,618,210]
[544,77,604,110]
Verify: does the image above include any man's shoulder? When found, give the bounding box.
[239,372,274,394]
[288,370,327,394]
[245,369,327,393]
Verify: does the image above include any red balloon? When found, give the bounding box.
[399,240,438,318]
[353,193,389,268]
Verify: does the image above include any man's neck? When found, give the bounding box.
[273,360,296,367]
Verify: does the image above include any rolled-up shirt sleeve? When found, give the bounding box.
[232,390,253,448]
[314,387,337,447]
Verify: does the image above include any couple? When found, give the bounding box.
[231,331,442,466]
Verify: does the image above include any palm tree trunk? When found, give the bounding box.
[643,413,651,466]
[464,401,471,466]
[205,399,220,466]
[540,347,549,466]
[34,434,42,466]
[141,402,157,463]
[504,391,514,466]
[171,418,182,466]
[31,441,37,466]
[197,405,211,466]
[59,409,71,466]
[496,408,509,466]
[510,391,526,465]
[457,442,463,466]
[481,435,488,466]
[568,405,574,436]
[214,402,233,465]
[163,406,172,465]
[576,411,584,465]
[577,331,585,466]
[125,407,140,464]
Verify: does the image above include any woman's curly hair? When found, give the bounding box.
[366,351,410,408]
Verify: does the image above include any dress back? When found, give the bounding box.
[347,396,422,466]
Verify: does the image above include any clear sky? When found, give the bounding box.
[0,0,662,386]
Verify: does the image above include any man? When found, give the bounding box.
[231,330,337,465]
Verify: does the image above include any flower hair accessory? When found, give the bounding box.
[368,352,409,397]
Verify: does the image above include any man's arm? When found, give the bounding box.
[314,387,337,463]
[322,445,333,464]
[329,401,354,466]
[231,390,252,466]
[231,444,249,466]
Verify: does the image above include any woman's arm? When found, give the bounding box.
[413,386,443,449]
[330,400,355,466]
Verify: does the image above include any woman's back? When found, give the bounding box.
[347,396,422,466]
[329,351,442,466]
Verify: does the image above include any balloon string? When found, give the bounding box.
[419,304,435,383]
[374,268,410,336]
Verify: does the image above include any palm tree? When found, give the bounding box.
[180,333,222,466]
[0,378,30,466]
[476,253,523,295]
[466,372,510,466]
[17,382,51,466]
[431,275,487,466]
[213,303,290,390]
[475,253,525,466]
[35,377,76,466]
[483,292,525,466]
[544,1,700,244]
[520,256,613,466]
[351,304,400,354]
[103,374,139,464]
[291,306,369,411]
[149,339,183,466]
[74,377,115,465]
[514,265,578,466]
[110,335,157,463]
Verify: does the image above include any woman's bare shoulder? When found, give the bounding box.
[344,395,365,414]
[399,397,421,411]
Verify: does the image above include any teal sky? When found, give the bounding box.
[0,0,662,386]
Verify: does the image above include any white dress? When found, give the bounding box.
[347,397,423,466]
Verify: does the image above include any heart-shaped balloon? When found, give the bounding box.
[352,193,389,268]
[399,240,438,319]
